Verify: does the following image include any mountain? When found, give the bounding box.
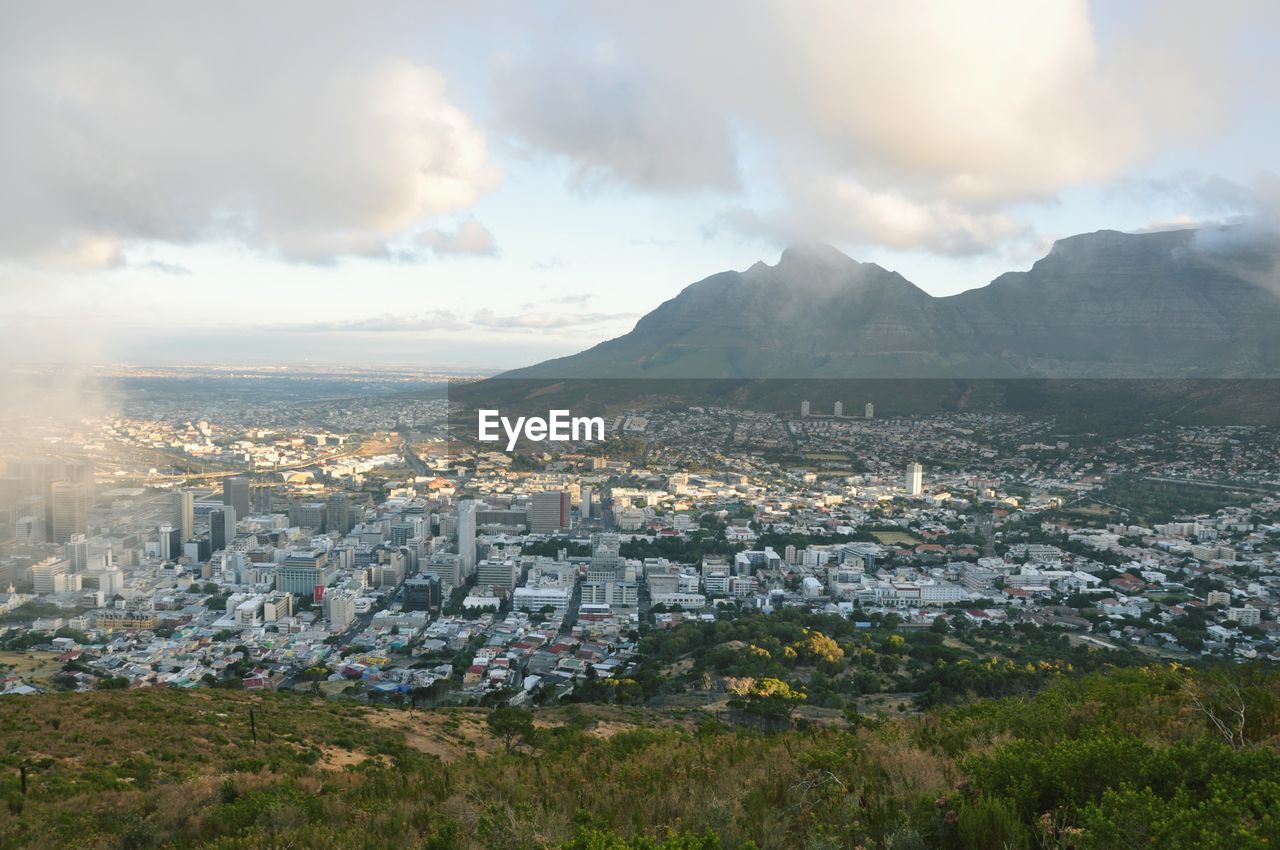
[498,227,1280,381]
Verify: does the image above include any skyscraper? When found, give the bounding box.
[834,401,843,417]
[210,506,236,553]
[865,402,875,419]
[176,489,195,542]
[222,476,250,520]
[158,523,181,561]
[457,500,477,574]
[800,400,810,417]
[907,463,923,497]
[64,533,89,572]
[529,490,569,534]
[251,483,273,513]
[326,492,352,536]
[48,480,91,544]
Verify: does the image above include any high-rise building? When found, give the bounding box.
[457,500,477,573]
[64,533,90,572]
[907,463,923,497]
[158,524,181,561]
[48,480,91,544]
[326,492,352,536]
[183,538,211,564]
[32,557,69,594]
[476,559,519,590]
[251,484,273,513]
[15,515,43,547]
[222,476,250,520]
[529,490,569,534]
[865,402,875,419]
[277,547,334,597]
[288,500,327,531]
[581,486,593,520]
[210,506,236,553]
[402,574,442,611]
[588,533,623,581]
[176,489,195,542]
[323,588,356,628]
[391,522,416,547]
[800,400,810,417]
[834,401,843,417]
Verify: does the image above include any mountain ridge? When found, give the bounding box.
[498,226,1280,381]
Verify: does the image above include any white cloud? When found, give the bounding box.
[719,179,1030,256]
[492,0,1268,254]
[472,309,637,331]
[419,219,499,257]
[275,307,635,335]
[0,8,500,268]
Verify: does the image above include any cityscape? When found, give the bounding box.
[5,382,1280,707]
[5,3,1280,849]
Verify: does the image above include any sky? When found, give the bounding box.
[1,1,1278,371]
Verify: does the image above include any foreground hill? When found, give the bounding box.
[1,665,1278,849]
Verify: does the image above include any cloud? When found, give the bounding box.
[492,0,1269,254]
[136,260,193,276]
[0,7,500,268]
[520,294,593,310]
[531,256,567,271]
[278,313,467,333]
[275,307,635,335]
[471,309,637,331]
[716,179,1031,257]
[419,219,499,257]
[493,31,740,192]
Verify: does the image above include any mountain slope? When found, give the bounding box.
[501,228,1280,381]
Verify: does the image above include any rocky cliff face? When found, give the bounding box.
[501,227,1280,380]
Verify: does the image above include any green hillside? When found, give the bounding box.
[2,664,1278,849]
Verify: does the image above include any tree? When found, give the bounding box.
[487,706,535,753]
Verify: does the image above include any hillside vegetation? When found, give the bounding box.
[1,664,1279,849]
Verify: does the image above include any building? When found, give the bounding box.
[907,463,923,497]
[457,500,477,572]
[176,489,195,542]
[157,524,181,561]
[48,480,91,544]
[276,548,334,597]
[31,557,69,594]
[222,476,251,520]
[833,401,843,416]
[324,588,357,629]
[476,559,520,590]
[513,585,571,612]
[529,490,569,534]
[64,533,89,572]
[326,492,352,536]
[402,574,442,611]
[263,591,294,622]
[251,483,274,513]
[865,402,874,419]
[210,506,236,553]
[289,500,327,531]
[800,400,810,417]
[1229,606,1261,626]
